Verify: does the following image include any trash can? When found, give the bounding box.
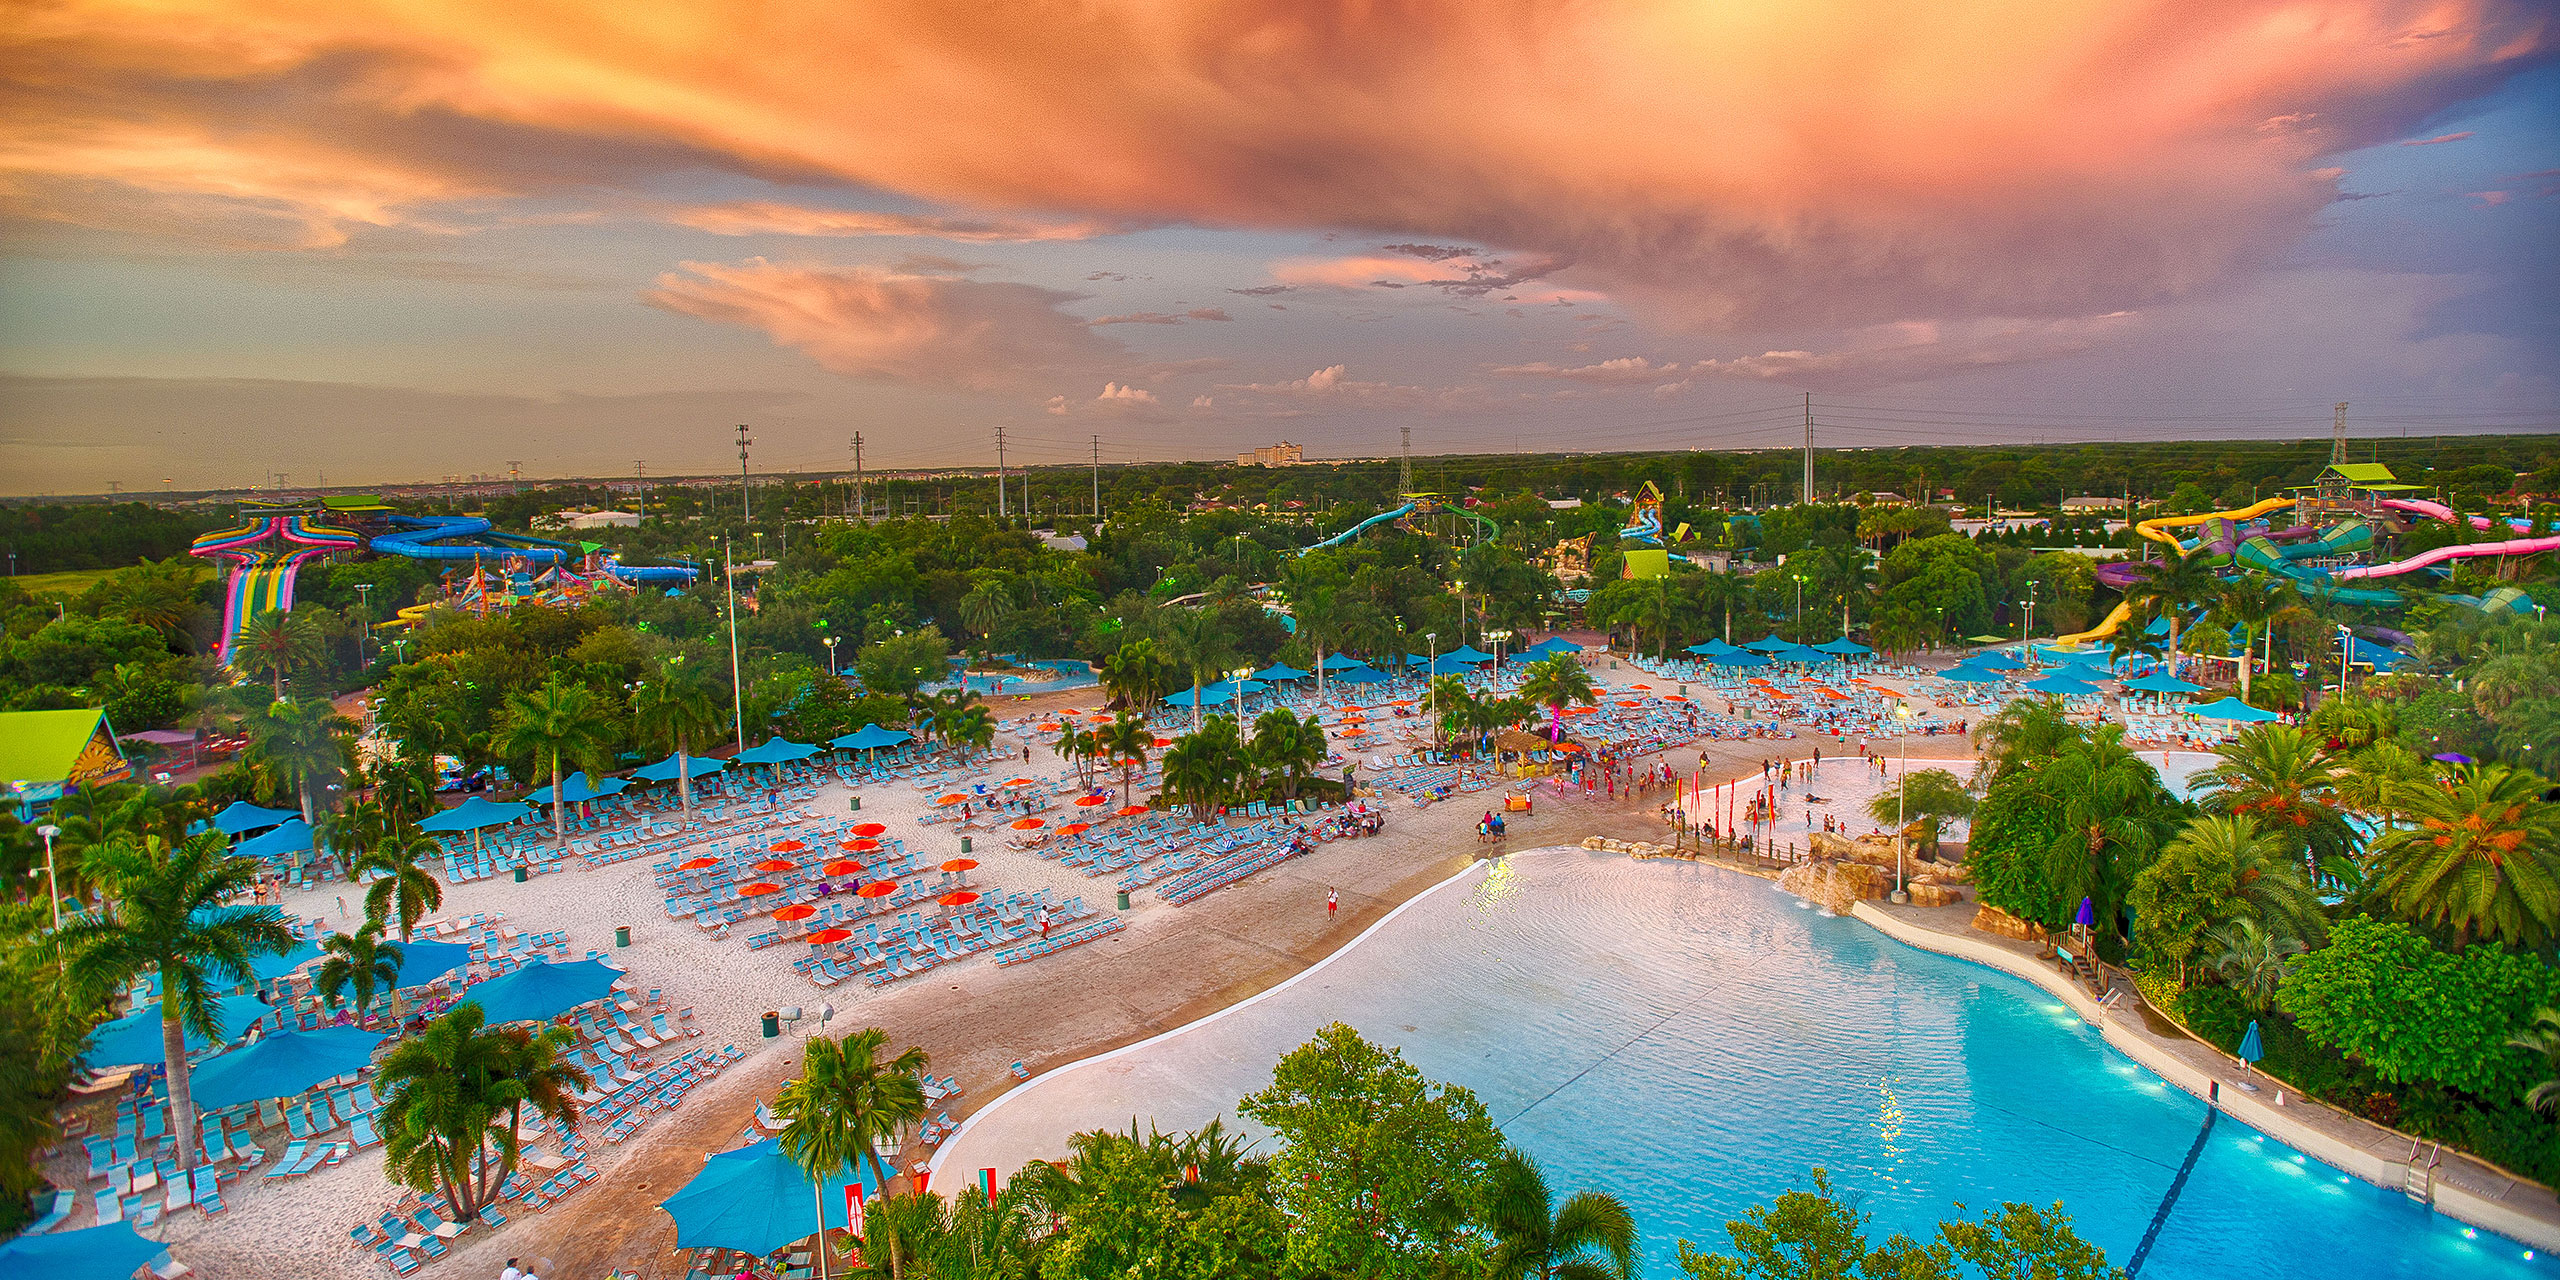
[960,836,973,854]
[850,795,861,811]
[1116,889,1130,911]
[761,1011,781,1039]
[513,867,528,883]
[615,925,631,948]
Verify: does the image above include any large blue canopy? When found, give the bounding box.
[631,753,730,782]
[419,796,533,832]
[389,938,476,988]
[1438,645,1497,663]
[0,1221,168,1280]
[661,1137,881,1255]
[552,771,629,804]
[1741,636,1794,652]
[2123,673,2206,694]
[1772,645,1833,665]
[832,724,912,750]
[1253,663,1311,681]
[1972,652,2030,671]
[248,936,323,981]
[465,959,620,1024]
[2021,675,2101,695]
[1319,653,1373,670]
[2192,697,2280,723]
[733,738,818,765]
[188,1027,384,1111]
[235,818,314,861]
[1167,687,1232,706]
[1813,638,1873,655]
[1519,637,1583,657]
[1938,666,2002,684]
[1704,651,1769,668]
[1329,666,1392,684]
[1410,655,1483,676]
[85,994,274,1066]
[212,800,299,835]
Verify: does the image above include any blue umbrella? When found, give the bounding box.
[660,1137,880,1256]
[1166,687,1232,706]
[1973,652,2029,671]
[831,724,912,750]
[734,738,819,765]
[235,818,315,861]
[1682,642,1723,655]
[2022,675,2100,695]
[0,1221,168,1280]
[2123,673,2205,694]
[464,959,621,1024]
[1411,654,1481,676]
[388,938,476,988]
[1938,666,2001,684]
[1705,651,1769,668]
[212,800,299,835]
[85,994,275,1066]
[2191,697,2279,723]
[1330,666,1391,684]
[187,1027,384,1111]
[1319,653,1373,670]
[1813,638,1873,655]
[1520,637,1583,657]
[553,771,629,804]
[249,937,323,982]
[2074,897,2095,927]
[1438,645,1496,663]
[419,796,534,833]
[1773,645,1832,664]
[2238,1020,2264,1077]
[1254,663,1311,681]
[631,752,730,782]
[1741,636,1793,652]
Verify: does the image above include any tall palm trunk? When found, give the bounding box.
[551,747,568,846]
[1190,677,1202,733]
[163,1004,201,1171]
[677,729,695,820]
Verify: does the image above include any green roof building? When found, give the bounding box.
[2,708,131,811]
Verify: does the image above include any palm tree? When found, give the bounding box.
[1099,639,1169,712]
[1969,693,2077,786]
[1160,608,1236,732]
[58,831,294,1172]
[1865,768,1977,850]
[633,659,722,822]
[2196,725,2360,886]
[1162,719,1242,820]
[1251,709,1327,804]
[492,677,614,848]
[1517,654,1596,743]
[2160,815,2329,957]
[1057,723,1098,791]
[1096,714,1152,807]
[958,580,1018,662]
[774,1027,930,1200]
[356,831,445,941]
[2034,727,2178,942]
[232,607,325,695]
[2202,918,2303,1013]
[2370,762,2560,948]
[2123,546,2223,678]
[1484,1146,1637,1280]
[243,695,356,825]
[1289,584,1345,703]
[378,1003,584,1223]
[1429,673,1476,753]
[2509,1008,2560,1117]
[369,754,441,834]
[320,795,391,880]
[315,922,404,1024]
[2218,583,2309,702]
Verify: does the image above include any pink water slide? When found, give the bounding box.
[2339,499,2560,578]
[2381,497,2533,533]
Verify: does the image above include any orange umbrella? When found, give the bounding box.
[1152,737,1173,748]
[769,839,806,853]
[1115,804,1148,817]
[773,903,817,922]
[753,858,796,873]
[937,891,980,908]
[941,858,978,873]
[676,855,720,871]
[1661,694,1687,702]
[857,881,897,899]
[1344,713,1368,723]
[850,822,886,837]
[1630,683,1652,690]
[935,793,968,806]
[741,882,783,897]
[1339,727,1367,737]
[822,859,865,877]
[1000,777,1036,788]
[843,838,882,852]
[1010,817,1044,830]
[1037,722,1061,731]
[1389,699,1414,707]
[1074,794,1108,807]
[806,928,853,945]
[1057,708,1081,716]
[1615,700,1641,708]
[1056,822,1091,836]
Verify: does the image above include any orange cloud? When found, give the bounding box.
[667,202,1122,241]
[644,259,1122,390]
[5,1,2550,325]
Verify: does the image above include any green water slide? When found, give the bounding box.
[2233,519,2400,605]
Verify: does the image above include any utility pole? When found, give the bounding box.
[1802,393,1814,506]
[851,432,865,522]
[1398,425,1412,494]
[1091,435,1101,520]
[994,425,1009,518]
[735,424,754,525]
[723,537,746,751]
[635,461,646,520]
[2331,401,2349,466]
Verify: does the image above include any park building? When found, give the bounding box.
[1234,442,1305,467]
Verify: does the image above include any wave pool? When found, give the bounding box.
[937,850,2540,1279]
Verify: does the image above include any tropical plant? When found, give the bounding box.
[957,579,1018,660]
[633,658,722,821]
[492,676,614,848]
[1096,713,1152,808]
[2195,724,2361,886]
[775,1027,930,1203]
[377,1003,586,1223]
[1250,708,1327,804]
[1163,717,1246,820]
[2201,918,2302,1014]
[2280,916,2560,1100]
[58,831,294,1172]
[2511,1008,2560,1118]
[1968,693,2077,786]
[2129,814,2327,985]
[315,921,404,1023]
[1160,608,1236,732]
[355,831,445,942]
[1864,768,1975,847]
[1676,1166,2118,1280]
[1057,722,1098,791]
[2368,762,2560,948]
[320,795,391,880]
[1485,1146,1637,1280]
[1430,674,1475,751]
[1517,654,1596,742]
[1099,639,1171,712]
[232,606,325,695]
[243,694,357,825]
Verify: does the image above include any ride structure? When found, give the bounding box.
[190,496,698,666]
[1296,493,1498,555]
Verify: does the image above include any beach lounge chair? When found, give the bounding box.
[193,1168,224,1215]
[348,1113,382,1149]
[263,1142,309,1180]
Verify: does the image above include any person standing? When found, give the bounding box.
[1326,887,1338,918]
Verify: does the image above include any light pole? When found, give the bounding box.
[1424,631,1438,753]
[354,582,372,670]
[2021,579,2037,649]
[724,537,746,751]
[1890,701,1914,904]
[1486,628,1512,667]
[823,635,840,677]
[36,821,62,929]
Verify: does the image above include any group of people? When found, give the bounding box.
[1474,809,1509,843]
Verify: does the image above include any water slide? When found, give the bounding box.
[601,557,698,585]
[2333,535,2560,580]
[2052,498,2299,645]
[192,515,367,663]
[2381,497,2534,534]
[1298,503,1416,555]
[2231,519,2402,604]
[369,514,571,563]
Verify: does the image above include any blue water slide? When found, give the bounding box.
[602,559,699,584]
[370,515,569,564]
[1297,503,1415,556]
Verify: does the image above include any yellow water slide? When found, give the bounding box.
[2044,496,2299,646]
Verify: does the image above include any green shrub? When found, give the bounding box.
[2174,985,2249,1052]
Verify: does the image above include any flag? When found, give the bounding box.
[977,1167,998,1204]
[914,1167,931,1194]
[1183,1161,1201,1186]
[846,1184,865,1237]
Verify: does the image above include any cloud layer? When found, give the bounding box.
[6,1,2548,326]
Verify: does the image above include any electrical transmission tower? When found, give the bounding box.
[735,424,754,523]
[2331,402,2350,465]
[850,432,865,522]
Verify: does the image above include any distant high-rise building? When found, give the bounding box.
[1235,441,1305,467]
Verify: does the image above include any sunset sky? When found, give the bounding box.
[2,1,2554,494]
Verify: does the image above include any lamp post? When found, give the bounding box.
[1231,666,1256,731]
[36,821,62,929]
[2021,579,2037,649]
[354,582,372,670]
[1890,701,1914,904]
[823,634,840,677]
[1424,631,1438,753]
[1486,628,1512,667]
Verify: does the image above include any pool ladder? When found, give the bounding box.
[2401,1139,2441,1204]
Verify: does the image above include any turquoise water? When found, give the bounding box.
[1158,853,2542,1278]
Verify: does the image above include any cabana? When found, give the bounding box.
[213,801,299,836]
[2191,697,2280,723]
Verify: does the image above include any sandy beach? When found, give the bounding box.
[52,656,1982,1280]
